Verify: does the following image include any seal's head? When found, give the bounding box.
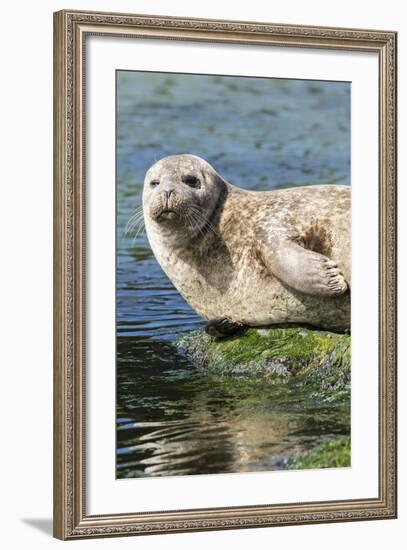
[143,154,224,236]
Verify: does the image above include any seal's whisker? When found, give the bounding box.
[188,211,209,239]
[131,221,146,246]
[126,205,144,221]
[125,212,145,236]
[126,208,144,223]
[123,222,144,242]
[119,217,144,247]
[125,220,143,235]
[125,219,143,235]
[130,217,145,232]
[185,211,204,238]
[120,201,146,246]
[188,208,218,237]
[126,205,143,218]
[189,212,213,236]
[125,215,144,233]
[184,211,195,231]
[189,205,217,230]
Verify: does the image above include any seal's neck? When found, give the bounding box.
[146,219,219,260]
[146,222,192,251]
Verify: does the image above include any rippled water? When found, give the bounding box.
[116,71,350,478]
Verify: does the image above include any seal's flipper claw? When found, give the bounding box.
[205,318,245,338]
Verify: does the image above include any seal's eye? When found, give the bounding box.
[150,180,160,188]
[181,175,201,189]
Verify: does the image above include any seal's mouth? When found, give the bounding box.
[157,208,178,221]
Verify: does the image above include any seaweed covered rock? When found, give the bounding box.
[288,436,351,470]
[177,327,350,401]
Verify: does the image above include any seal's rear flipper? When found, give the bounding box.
[205,318,245,339]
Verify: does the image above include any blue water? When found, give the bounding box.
[116,71,350,478]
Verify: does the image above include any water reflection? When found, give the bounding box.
[116,339,349,478]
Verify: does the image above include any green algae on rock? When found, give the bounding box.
[177,327,350,401]
[288,436,351,470]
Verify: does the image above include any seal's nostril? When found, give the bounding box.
[164,190,174,200]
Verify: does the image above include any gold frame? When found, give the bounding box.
[53,9,397,540]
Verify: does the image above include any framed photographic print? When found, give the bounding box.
[53,9,397,540]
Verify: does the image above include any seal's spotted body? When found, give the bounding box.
[142,155,350,332]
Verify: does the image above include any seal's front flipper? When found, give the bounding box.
[263,239,349,298]
[205,318,245,338]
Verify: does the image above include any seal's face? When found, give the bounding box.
[143,155,223,236]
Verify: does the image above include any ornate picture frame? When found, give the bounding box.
[53,9,397,540]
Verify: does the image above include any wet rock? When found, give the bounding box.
[177,327,350,401]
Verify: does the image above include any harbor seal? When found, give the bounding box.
[142,154,350,337]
